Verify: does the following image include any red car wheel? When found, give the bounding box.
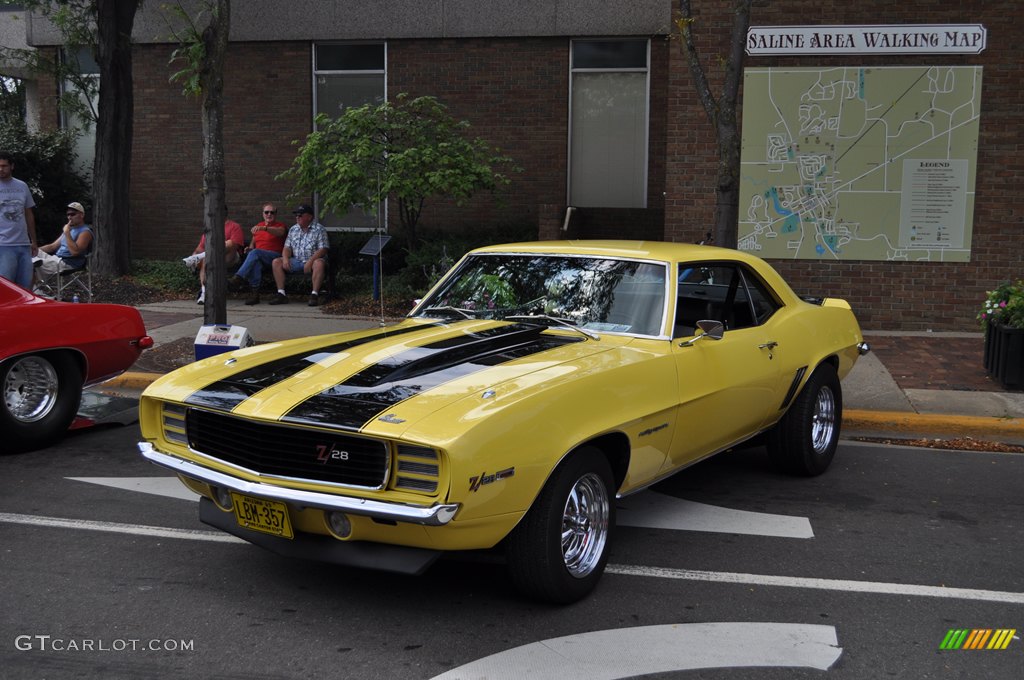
[1,353,83,453]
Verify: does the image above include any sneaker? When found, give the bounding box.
[244,292,260,305]
[228,275,246,292]
[196,291,205,304]
[308,294,320,307]
[182,253,205,271]
[268,293,288,305]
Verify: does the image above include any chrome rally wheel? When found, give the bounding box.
[810,382,837,455]
[561,471,610,578]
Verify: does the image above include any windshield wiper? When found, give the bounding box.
[420,306,477,320]
[505,314,600,341]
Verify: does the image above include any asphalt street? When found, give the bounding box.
[1,423,1022,679]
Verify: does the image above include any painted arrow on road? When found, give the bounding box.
[429,622,842,679]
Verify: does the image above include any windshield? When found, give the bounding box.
[412,253,668,337]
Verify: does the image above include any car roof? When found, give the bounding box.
[467,240,802,305]
[470,240,760,265]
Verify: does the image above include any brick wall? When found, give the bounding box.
[130,42,312,259]
[664,0,1023,330]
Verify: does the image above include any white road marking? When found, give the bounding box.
[3,511,1022,605]
[0,512,243,544]
[69,478,814,539]
[429,623,842,679]
[67,476,201,502]
[607,564,1024,605]
[617,490,814,538]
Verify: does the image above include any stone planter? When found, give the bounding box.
[984,322,1024,389]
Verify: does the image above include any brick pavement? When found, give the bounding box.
[867,335,1005,392]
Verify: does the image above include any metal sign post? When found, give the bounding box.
[359,234,392,300]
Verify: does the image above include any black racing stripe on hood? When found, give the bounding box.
[281,323,583,430]
[183,323,439,412]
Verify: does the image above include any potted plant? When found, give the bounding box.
[979,280,1024,389]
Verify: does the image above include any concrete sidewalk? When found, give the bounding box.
[109,298,1024,445]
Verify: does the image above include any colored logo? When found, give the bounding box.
[940,629,1017,650]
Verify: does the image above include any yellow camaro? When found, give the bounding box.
[138,241,868,603]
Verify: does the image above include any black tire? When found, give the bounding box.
[505,447,615,604]
[767,363,842,476]
[0,353,82,454]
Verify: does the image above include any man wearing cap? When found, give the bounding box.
[0,150,38,290]
[35,201,94,278]
[269,204,329,306]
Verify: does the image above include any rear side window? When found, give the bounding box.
[674,263,780,336]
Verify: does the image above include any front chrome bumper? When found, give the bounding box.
[138,442,460,526]
[857,341,871,355]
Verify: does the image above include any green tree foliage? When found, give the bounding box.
[0,119,91,243]
[280,94,518,245]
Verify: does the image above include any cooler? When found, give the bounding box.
[194,324,254,360]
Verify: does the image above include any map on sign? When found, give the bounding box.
[739,66,982,261]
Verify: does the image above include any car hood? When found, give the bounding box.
[146,319,630,436]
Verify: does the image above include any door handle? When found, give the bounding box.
[758,341,778,359]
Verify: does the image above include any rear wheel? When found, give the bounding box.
[505,447,615,603]
[767,363,841,476]
[0,353,82,453]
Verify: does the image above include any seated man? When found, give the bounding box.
[228,202,286,305]
[35,201,93,280]
[188,217,246,304]
[269,204,329,307]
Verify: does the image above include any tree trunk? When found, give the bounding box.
[200,0,230,325]
[92,0,139,277]
[678,0,751,249]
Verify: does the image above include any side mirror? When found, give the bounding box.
[679,319,725,347]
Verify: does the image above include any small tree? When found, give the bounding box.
[677,0,752,249]
[165,0,230,325]
[280,94,517,246]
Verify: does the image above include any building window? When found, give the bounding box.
[569,39,649,209]
[59,46,99,179]
[313,42,386,229]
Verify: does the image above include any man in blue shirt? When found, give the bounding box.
[0,151,39,289]
[36,201,94,277]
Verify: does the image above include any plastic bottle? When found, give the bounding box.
[72,294,80,303]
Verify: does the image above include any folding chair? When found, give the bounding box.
[56,228,95,302]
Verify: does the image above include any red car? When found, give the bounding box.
[0,277,153,453]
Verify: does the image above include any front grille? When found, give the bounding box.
[185,408,389,489]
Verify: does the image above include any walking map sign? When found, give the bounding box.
[738,66,982,262]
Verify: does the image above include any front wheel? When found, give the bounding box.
[0,353,82,453]
[767,363,842,476]
[505,447,615,604]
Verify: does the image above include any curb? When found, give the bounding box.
[844,409,1024,439]
[103,371,163,390]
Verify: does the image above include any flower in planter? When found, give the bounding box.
[980,280,1024,329]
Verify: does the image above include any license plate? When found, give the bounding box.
[231,493,294,539]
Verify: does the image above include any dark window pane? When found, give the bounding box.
[316,43,384,71]
[572,40,647,69]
